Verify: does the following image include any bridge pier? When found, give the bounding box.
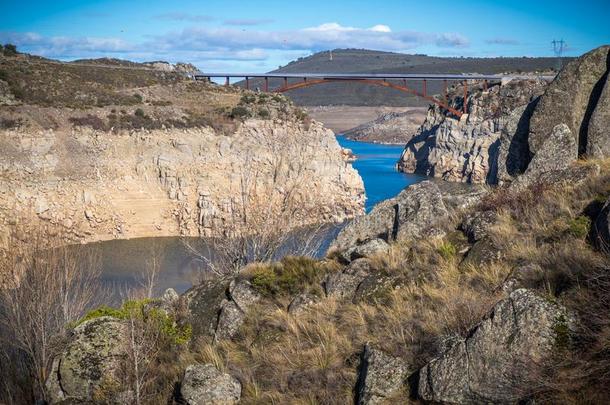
[264,77,269,92]
[245,77,249,90]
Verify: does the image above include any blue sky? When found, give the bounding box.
[1,0,608,72]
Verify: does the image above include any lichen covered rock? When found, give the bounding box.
[181,364,241,405]
[418,289,573,404]
[46,316,127,403]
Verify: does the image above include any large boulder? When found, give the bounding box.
[214,279,261,341]
[324,258,373,301]
[594,196,610,252]
[183,279,232,338]
[417,289,573,404]
[516,123,578,187]
[529,45,610,157]
[180,364,241,405]
[588,67,610,157]
[46,317,127,403]
[330,181,448,254]
[356,345,410,404]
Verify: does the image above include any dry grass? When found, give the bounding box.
[179,159,610,404]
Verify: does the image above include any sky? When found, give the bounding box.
[1,0,608,72]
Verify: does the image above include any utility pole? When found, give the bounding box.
[551,39,566,70]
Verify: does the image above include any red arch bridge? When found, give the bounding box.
[194,73,554,118]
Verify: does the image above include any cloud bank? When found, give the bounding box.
[0,23,470,68]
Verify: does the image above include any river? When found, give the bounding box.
[97,136,425,297]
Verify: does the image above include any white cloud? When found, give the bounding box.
[0,23,470,68]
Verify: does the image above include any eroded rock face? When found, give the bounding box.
[0,119,364,243]
[181,364,241,405]
[330,181,448,255]
[397,79,547,184]
[529,45,610,157]
[356,345,410,405]
[418,289,573,404]
[46,317,127,404]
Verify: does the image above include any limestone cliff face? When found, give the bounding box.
[397,79,547,184]
[0,119,364,243]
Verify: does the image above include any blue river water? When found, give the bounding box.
[336,135,426,212]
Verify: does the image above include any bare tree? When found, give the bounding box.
[0,229,103,402]
[123,310,163,405]
[138,239,164,299]
[183,135,326,278]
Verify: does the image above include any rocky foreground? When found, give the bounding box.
[397,45,610,185]
[37,45,610,405]
[0,54,364,243]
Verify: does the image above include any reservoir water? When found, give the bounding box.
[335,135,426,211]
[97,137,426,296]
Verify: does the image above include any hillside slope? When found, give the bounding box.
[238,49,563,106]
[0,52,364,243]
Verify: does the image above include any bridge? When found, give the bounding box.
[194,73,555,118]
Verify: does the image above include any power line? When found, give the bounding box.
[551,39,566,69]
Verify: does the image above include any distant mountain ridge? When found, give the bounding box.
[236,49,566,106]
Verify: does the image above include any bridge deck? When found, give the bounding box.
[194,72,554,81]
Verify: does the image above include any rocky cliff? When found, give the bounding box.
[397,45,610,185]
[397,78,548,183]
[0,54,364,243]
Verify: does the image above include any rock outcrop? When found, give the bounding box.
[330,181,448,256]
[46,317,127,403]
[343,109,426,144]
[397,79,548,184]
[180,364,241,405]
[417,289,573,404]
[184,278,261,340]
[0,118,364,243]
[356,345,410,404]
[529,45,610,158]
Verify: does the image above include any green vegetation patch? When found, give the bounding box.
[567,215,591,239]
[249,256,325,298]
[77,299,192,345]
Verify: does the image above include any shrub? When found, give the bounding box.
[438,241,457,260]
[3,43,17,56]
[0,118,23,129]
[249,256,323,297]
[0,69,8,82]
[240,94,256,104]
[69,114,107,131]
[77,299,191,345]
[258,108,270,119]
[567,216,591,239]
[230,106,250,119]
[134,108,146,118]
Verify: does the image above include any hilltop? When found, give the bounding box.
[239,49,564,106]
